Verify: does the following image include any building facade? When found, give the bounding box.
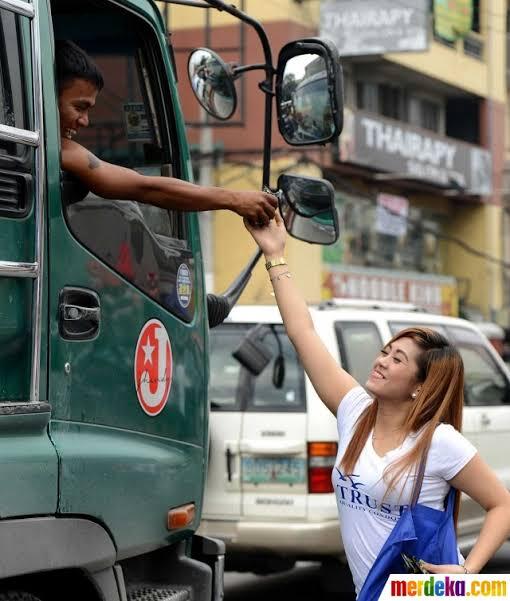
[163,0,507,319]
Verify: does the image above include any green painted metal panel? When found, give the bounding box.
[0,278,32,401]
[0,0,58,519]
[50,421,203,556]
[0,421,58,517]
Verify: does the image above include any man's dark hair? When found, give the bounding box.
[55,40,104,92]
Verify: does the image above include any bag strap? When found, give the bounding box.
[410,451,427,506]
[410,431,435,506]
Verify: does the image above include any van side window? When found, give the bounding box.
[59,11,194,321]
[209,324,247,411]
[447,326,509,406]
[335,322,383,384]
[247,326,306,413]
[388,322,449,338]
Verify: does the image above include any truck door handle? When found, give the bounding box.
[59,287,101,341]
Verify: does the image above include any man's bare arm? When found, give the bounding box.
[61,140,277,223]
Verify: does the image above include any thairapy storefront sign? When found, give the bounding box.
[320,0,429,57]
[338,109,492,195]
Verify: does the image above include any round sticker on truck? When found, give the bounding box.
[134,319,173,416]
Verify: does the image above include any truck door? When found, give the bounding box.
[0,2,58,516]
[46,1,207,554]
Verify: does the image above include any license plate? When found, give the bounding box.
[241,456,306,485]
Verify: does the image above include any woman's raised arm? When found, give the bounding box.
[245,214,358,415]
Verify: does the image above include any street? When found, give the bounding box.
[224,545,510,601]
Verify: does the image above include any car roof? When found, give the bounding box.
[224,304,482,333]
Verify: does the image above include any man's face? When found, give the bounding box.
[58,77,99,140]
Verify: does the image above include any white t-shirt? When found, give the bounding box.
[332,386,477,594]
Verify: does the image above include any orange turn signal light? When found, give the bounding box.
[308,442,337,457]
[167,503,196,530]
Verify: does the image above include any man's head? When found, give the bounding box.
[55,40,104,140]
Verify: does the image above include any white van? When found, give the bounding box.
[199,300,510,573]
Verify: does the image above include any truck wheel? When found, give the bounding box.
[0,593,42,601]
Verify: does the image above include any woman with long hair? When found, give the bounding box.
[245,213,510,596]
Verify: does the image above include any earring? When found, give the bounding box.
[411,392,417,399]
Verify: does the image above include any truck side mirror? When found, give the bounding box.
[188,47,237,120]
[275,38,343,146]
[277,173,339,245]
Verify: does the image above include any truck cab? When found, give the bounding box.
[0,1,218,599]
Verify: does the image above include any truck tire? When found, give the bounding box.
[0,593,42,601]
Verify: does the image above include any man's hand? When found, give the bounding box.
[231,190,278,225]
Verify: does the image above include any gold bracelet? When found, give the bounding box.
[270,270,291,283]
[462,565,471,574]
[265,257,286,271]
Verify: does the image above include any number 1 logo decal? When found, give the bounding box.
[134,319,173,416]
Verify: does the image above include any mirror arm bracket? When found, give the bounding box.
[233,63,274,76]
[207,249,263,328]
[258,82,275,96]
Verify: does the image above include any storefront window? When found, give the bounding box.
[323,191,444,274]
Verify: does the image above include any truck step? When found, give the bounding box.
[127,586,190,601]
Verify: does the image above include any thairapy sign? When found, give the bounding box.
[320,0,429,57]
[338,109,492,195]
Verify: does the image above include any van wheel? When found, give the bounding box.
[319,558,355,595]
[0,593,42,601]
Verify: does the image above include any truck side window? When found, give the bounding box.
[0,8,32,181]
[246,326,306,413]
[0,9,25,135]
[335,322,383,384]
[209,324,248,411]
[59,16,194,320]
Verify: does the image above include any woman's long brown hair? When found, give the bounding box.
[340,327,465,526]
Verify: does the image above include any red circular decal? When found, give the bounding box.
[134,319,173,416]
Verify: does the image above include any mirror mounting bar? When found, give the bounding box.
[188,0,277,328]
[233,63,273,76]
[197,0,275,187]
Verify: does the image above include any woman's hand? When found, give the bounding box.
[420,562,469,574]
[244,211,286,259]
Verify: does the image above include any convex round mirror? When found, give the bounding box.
[277,174,339,245]
[276,39,343,146]
[188,48,237,120]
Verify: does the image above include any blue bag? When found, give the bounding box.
[357,453,459,601]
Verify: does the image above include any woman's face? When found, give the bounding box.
[365,336,422,402]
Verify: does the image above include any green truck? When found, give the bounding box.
[0,0,343,599]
